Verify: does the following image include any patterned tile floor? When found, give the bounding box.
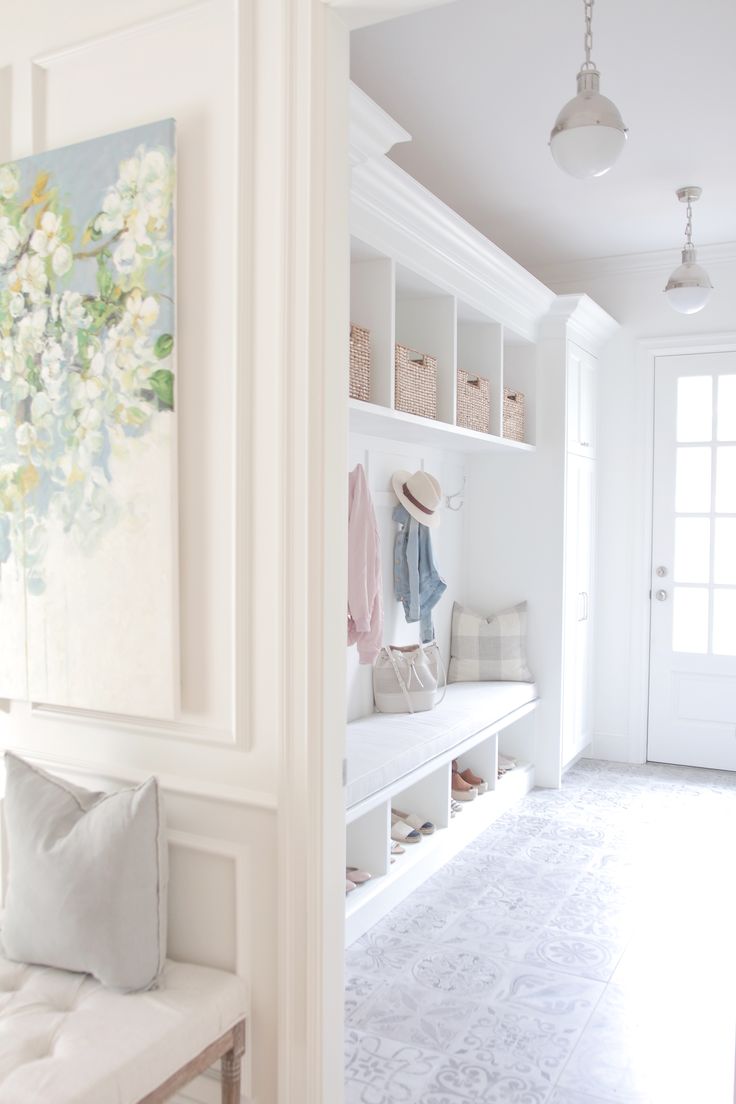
[345,759,736,1104]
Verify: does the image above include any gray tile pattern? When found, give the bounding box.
[345,759,736,1103]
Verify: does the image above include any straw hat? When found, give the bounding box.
[391,469,442,528]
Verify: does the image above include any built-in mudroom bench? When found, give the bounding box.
[345,84,618,944]
[345,683,538,943]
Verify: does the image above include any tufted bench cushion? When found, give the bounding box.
[0,954,247,1103]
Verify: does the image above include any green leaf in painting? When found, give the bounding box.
[97,261,114,300]
[148,368,174,410]
[154,333,174,359]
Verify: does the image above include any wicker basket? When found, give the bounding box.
[503,387,525,442]
[349,323,371,402]
[395,344,437,419]
[457,369,490,433]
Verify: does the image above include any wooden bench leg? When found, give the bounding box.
[221,1020,246,1104]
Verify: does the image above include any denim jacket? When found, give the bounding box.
[393,504,447,643]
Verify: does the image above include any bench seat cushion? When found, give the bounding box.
[0,956,247,1103]
[346,681,538,808]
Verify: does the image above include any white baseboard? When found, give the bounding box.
[586,732,645,764]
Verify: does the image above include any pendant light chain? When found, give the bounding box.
[582,0,596,70]
[684,198,693,248]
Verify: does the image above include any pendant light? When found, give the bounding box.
[550,0,627,179]
[664,187,713,315]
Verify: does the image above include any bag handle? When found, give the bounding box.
[382,645,416,714]
[431,643,448,706]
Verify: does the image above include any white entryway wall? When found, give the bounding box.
[537,248,736,766]
[0,1,354,1102]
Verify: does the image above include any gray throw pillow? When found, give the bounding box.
[448,600,533,682]
[1,752,167,992]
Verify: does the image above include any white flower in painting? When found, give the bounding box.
[96,186,127,235]
[8,292,25,319]
[124,288,159,335]
[112,237,137,276]
[12,253,47,303]
[0,217,20,265]
[0,164,20,200]
[79,404,102,431]
[59,291,89,333]
[52,243,73,277]
[31,391,53,429]
[0,336,13,381]
[41,340,63,378]
[0,409,9,431]
[15,307,48,357]
[15,422,37,452]
[30,211,63,258]
[119,155,141,189]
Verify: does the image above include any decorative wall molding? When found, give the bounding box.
[32,0,214,68]
[30,704,237,748]
[535,240,736,289]
[324,0,456,32]
[0,745,278,810]
[349,81,410,166]
[351,156,555,341]
[540,292,620,354]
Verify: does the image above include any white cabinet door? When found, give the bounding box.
[568,343,597,457]
[563,453,596,766]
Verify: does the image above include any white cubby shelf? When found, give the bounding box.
[350,236,539,450]
[344,684,538,945]
[348,399,535,455]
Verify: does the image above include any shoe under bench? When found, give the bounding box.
[344,681,539,945]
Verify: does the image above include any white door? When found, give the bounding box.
[648,351,736,769]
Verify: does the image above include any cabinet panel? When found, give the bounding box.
[563,453,596,766]
[568,343,597,457]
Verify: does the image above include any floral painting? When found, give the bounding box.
[0,119,178,719]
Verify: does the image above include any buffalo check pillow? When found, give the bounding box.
[448,600,533,682]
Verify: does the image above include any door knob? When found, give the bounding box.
[656,566,668,577]
[655,589,668,602]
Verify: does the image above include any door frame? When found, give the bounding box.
[629,333,736,765]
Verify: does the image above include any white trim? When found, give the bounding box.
[349,81,411,166]
[351,153,555,341]
[323,0,457,31]
[628,332,736,765]
[540,293,620,354]
[0,745,278,809]
[535,241,736,288]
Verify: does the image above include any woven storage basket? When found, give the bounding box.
[503,387,525,442]
[349,323,371,401]
[457,369,490,433]
[395,344,437,419]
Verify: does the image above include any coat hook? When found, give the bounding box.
[445,476,465,512]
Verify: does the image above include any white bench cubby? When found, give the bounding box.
[345,683,538,944]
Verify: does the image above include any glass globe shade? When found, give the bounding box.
[550,119,627,179]
[550,70,627,180]
[665,249,713,314]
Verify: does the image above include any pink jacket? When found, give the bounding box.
[348,464,383,664]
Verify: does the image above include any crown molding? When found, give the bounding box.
[351,154,555,341]
[534,241,736,289]
[324,0,457,31]
[349,81,411,167]
[540,292,619,353]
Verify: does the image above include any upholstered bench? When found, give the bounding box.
[0,955,247,1103]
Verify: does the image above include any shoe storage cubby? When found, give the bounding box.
[345,711,536,945]
[349,236,537,453]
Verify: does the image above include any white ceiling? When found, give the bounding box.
[350,0,736,277]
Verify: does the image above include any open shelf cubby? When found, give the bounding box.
[349,237,537,451]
